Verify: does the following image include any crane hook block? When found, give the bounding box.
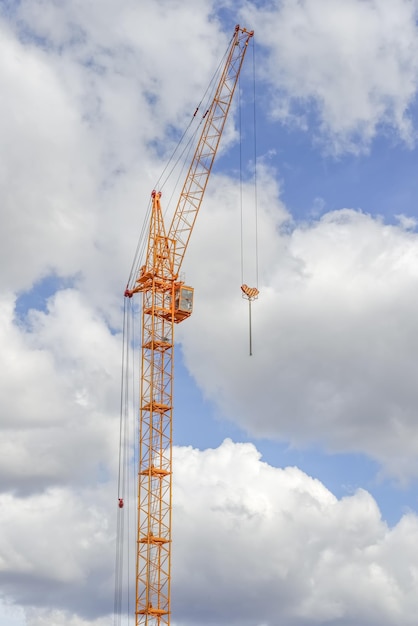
[241,284,259,301]
[118,498,124,508]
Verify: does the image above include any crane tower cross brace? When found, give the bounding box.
[124,24,254,626]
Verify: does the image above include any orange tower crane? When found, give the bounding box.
[124,24,254,626]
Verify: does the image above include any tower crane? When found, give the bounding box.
[124,24,254,626]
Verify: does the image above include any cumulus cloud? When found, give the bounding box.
[2,1,418,624]
[0,0,234,321]
[164,441,418,626]
[0,485,115,622]
[0,289,121,493]
[180,180,418,477]
[243,0,418,153]
[0,18,98,292]
[9,0,227,147]
[3,441,418,626]
[172,440,418,626]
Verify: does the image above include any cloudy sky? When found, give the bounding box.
[3,0,418,624]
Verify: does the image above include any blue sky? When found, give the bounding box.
[173,351,418,528]
[3,1,418,625]
[169,44,418,528]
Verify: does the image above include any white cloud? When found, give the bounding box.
[0,290,121,493]
[396,213,418,230]
[4,440,418,626]
[0,0,237,324]
[243,0,418,153]
[0,485,115,623]
[171,440,418,626]
[24,611,112,626]
[11,0,227,146]
[2,1,418,624]
[0,19,98,292]
[181,180,418,478]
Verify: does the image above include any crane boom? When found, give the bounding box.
[125,25,253,626]
[168,25,254,276]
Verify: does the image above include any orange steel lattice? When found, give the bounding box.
[125,25,254,626]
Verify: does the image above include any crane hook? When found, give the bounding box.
[241,284,259,356]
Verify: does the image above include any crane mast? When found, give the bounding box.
[125,25,254,626]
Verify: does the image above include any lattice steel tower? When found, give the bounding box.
[124,25,254,625]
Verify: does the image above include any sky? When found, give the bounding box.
[3,0,418,624]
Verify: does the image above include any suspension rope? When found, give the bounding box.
[162,124,202,221]
[127,31,237,294]
[126,35,235,294]
[156,118,201,194]
[126,198,152,290]
[154,34,234,221]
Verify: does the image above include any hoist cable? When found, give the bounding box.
[127,297,138,620]
[114,298,130,624]
[114,296,138,624]
[252,40,259,289]
[237,37,259,356]
[239,38,259,290]
[117,298,127,498]
[238,74,244,286]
